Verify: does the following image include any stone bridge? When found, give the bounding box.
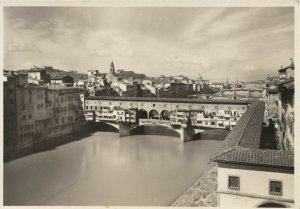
[83,96,251,142]
[97,118,198,142]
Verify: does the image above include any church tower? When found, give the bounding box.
[110,61,115,74]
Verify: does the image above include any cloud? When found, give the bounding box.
[242,65,259,72]
[165,56,211,68]
[7,42,41,53]
[3,7,294,81]
[89,48,136,58]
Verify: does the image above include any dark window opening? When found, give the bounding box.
[228,176,240,190]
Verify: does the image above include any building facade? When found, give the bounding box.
[4,73,83,152]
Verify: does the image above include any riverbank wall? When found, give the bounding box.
[171,166,218,207]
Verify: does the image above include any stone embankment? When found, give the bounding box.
[171,166,218,207]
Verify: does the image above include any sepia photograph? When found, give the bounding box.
[2,2,298,207]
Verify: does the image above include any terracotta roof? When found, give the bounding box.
[276,78,294,86]
[278,62,294,72]
[213,148,294,168]
[212,101,294,168]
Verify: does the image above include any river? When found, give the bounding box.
[4,129,227,206]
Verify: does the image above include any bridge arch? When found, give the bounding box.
[138,109,148,119]
[160,110,171,120]
[132,124,180,137]
[149,109,159,119]
[93,122,119,132]
[256,201,289,208]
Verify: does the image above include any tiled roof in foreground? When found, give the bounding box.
[213,148,294,168]
[212,101,294,168]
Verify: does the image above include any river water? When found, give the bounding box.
[4,129,226,206]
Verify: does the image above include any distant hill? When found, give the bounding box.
[17,66,88,81]
[116,69,146,80]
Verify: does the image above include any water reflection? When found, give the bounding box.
[4,130,227,206]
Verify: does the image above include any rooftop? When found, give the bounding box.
[51,74,73,80]
[212,101,294,168]
[85,96,251,105]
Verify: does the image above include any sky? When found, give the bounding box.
[4,7,294,81]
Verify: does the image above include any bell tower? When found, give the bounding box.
[110,61,115,74]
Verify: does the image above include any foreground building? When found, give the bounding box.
[212,101,294,207]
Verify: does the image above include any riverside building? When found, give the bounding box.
[4,73,83,153]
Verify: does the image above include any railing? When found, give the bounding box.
[139,119,171,126]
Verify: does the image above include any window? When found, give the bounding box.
[22,115,26,121]
[153,104,155,107]
[29,115,32,119]
[228,176,240,190]
[270,181,282,196]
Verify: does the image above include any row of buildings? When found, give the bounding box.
[5,67,76,87]
[83,62,209,98]
[263,59,295,151]
[3,72,83,155]
[5,62,265,101]
[79,61,264,99]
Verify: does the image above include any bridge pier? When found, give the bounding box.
[180,117,195,142]
[119,121,135,137]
